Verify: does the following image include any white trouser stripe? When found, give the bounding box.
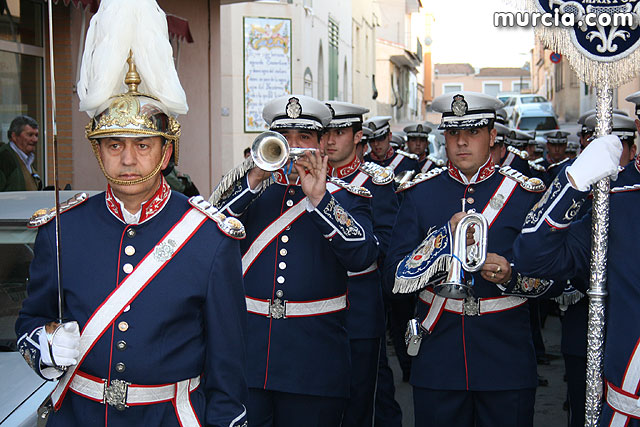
[52,208,207,408]
[175,378,201,427]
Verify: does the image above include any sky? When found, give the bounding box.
[425,0,534,69]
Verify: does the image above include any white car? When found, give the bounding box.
[0,191,97,426]
[503,94,555,121]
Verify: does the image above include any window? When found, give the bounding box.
[328,17,339,100]
[304,67,313,97]
[318,43,324,99]
[482,82,502,97]
[512,81,530,92]
[0,1,45,176]
[443,83,463,93]
[342,59,348,101]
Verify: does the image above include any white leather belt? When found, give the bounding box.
[419,289,526,316]
[607,381,640,418]
[348,261,378,277]
[246,294,347,319]
[69,371,200,410]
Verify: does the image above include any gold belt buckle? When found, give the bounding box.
[104,379,130,411]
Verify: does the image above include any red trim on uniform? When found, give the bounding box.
[287,308,347,318]
[447,157,495,185]
[54,209,206,410]
[543,218,570,230]
[325,230,338,239]
[635,154,640,174]
[328,155,362,179]
[462,316,469,390]
[105,178,171,225]
[172,384,184,427]
[69,387,104,403]
[263,187,291,389]
[370,146,394,162]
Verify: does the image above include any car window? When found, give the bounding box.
[520,96,547,104]
[518,116,559,131]
[0,242,34,351]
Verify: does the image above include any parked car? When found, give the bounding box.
[0,190,97,426]
[511,104,560,135]
[503,94,555,120]
[497,92,518,105]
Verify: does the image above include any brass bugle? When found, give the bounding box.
[433,212,488,299]
[251,131,317,172]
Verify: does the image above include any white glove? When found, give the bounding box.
[566,134,622,191]
[38,321,80,367]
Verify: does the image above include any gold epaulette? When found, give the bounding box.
[528,160,546,172]
[499,166,546,193]
[427,155,445,167]
[189,196,246,239]
[359,161,394,185]
[328,176,372,198]
[396,167,447,193]
[507,145,529,160]
[547,157,570,170]
[27,193,88,228]
[396,149,419,161]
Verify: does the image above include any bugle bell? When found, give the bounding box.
[251,131,317,172]
[433,212,488,299]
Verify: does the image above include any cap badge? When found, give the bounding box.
[367,121,377,131]
[286,97,302,119]
[417,124,423,132]
[451,95,468,117]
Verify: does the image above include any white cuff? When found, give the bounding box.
[247,175,263,194]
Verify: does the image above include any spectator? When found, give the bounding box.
[0,115,42,191]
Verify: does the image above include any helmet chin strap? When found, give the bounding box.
[91,141,170,186]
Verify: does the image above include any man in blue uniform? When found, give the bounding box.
[541,131,571,184]
[513,133,640,427]
[15,3,248,425]
[364,116,418,174]
[325,100,399,427]
[404,122,445,174]
[216,95,378,426]
[385,91,548,427]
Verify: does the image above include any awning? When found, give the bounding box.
[54,0,99,13]
[166,14,194,43]
[53,1,194,43]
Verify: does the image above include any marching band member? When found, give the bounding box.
[385,91,549,427]
[364,116,419,174]
[15,1,248,425]
[325,100,398,427]
[216,95,378,426]
[404,122,445,174]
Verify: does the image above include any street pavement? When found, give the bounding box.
[388,313,568,426]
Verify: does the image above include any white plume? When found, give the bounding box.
[77,0,188,117]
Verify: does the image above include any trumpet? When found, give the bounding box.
[433,212,488,299]
[251,131,317,172]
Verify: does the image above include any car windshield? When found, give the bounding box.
[518,116,558,131]
[0,241,34,351]
[520,96,547,104]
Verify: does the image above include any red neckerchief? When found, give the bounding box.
[105,177,171,225]
[328,155,361,179]
[272,169,301,186]
[370,146,394,162]
[447,157,495,185]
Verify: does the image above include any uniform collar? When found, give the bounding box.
[105,176,172,225]
[418,152,427,162]
[447,156,495,185]
[635,155,640,174]
[370,146,395,162]
[328,155,361,179]
[272,169,301,186]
